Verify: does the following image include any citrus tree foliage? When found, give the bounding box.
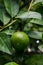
[0,0,43,65]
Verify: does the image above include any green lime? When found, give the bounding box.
[11,32,29,51]
[4,62,18,65]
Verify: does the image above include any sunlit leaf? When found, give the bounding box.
[4,0,19,17]
[28,31,42,39]
[32,0,43,6]
[16,11,42,19]
[30,19,43,25]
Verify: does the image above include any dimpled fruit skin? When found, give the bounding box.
[4,62,18,65]
[11,32,29,51]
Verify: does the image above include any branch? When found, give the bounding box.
[0,20,16,32]
[28,0,33,11]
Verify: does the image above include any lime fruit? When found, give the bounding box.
[11,32,29,51]
[4,62,18,65]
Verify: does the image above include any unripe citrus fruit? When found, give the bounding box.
[4,62,18,65]
[11,32,29,51]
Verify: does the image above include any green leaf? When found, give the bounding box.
[4,62,18,65]
[0,5,10,25]
[0,33,12,54]
[42,33,43,42]
[24,54,43,65]
[2,29,14,35]
[32,0,43,6]
[16,11,42,19]
[30,19,43,26]
[38,44,43,52]
[28,31,42,39]
[0,0,4,4]
[0,55,7,65]
[23,23,33,32]
[4,0,19,17]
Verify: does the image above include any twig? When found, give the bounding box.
[0,20,16,32]
[28,0,33,11]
